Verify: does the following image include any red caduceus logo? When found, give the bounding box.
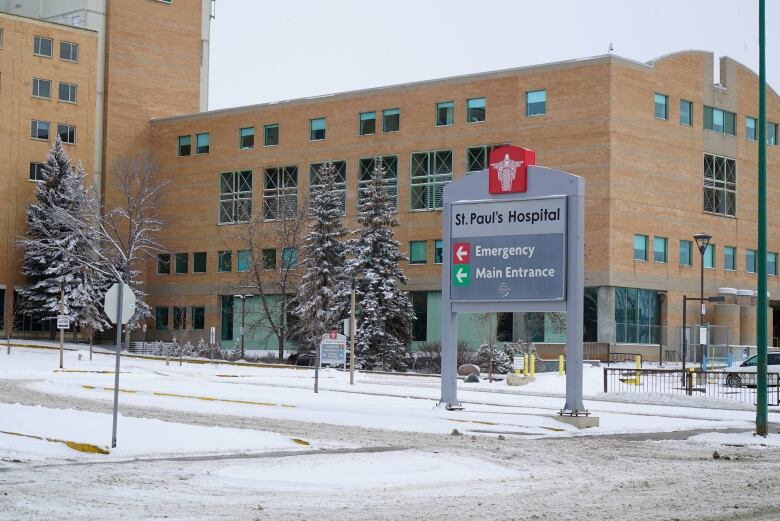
[329,329,338,339]
[488,145,535,194]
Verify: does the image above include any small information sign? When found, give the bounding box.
[319,333,347,367]
[56,315,70,330]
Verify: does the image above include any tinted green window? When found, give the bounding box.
[526,90,546,116]
[724,246,736,271]
[262,248,276,270]
[409,241,427,264]
[436,102,454,126]
[237,250,250,272]
[155,307,169,330]
[218,250,232,272]
[240,127,254,149]
[310,118,326,140]
[614,288,661,344]
[177,135,191,156]
[282,247,297,269]
[192,307,205,329]
[359,112,375,135]
[769,252,778,275]
[654,93,668,120]
[175,253,188,274]
[704,106,736,136]
[467,98,485,123]
[704,244,715,269]
[411,291,428,341]
[434,240,443,264]
[633,235,647,261]
[220,295,233,341]
[173,307,186,329]
[746,117,757,141]
[264,124,279,146]
[157,253,171,274]
[196,133,209,154]
[769,123,778,146]
[193,252,207,273]
[383,108,400,132]
[746,249,756,273]
[653,237,667,263]
[680,100,693,126]
[679,240,692,266]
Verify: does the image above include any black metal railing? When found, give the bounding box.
[604,367,780,406]
[607,352,642,365]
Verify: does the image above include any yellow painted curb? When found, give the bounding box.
[447,418,498,426]
[55,370,124,374]
[0,430,109,454]
[291,438,310,446]
[80,385,296,408]
[81,385,137,394]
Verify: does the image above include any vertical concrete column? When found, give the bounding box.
[740,306,757,346]
[713,304,740,346]
[512,312,528,342]
[597,286,616,344]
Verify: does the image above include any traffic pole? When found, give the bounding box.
[59,287,64,369]
[756,0,768,436]
[349,285,356,385]
[111,281,123,448]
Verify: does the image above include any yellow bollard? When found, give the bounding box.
[559,354,564,377]
[523,354,528,376]
[530,355,536,378]
[635,355,641,386]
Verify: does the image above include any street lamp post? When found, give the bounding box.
[233,294,252,360]
[693,233,711,364]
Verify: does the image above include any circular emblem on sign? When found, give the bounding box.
[497,282,511,298]
[329,329,337,339]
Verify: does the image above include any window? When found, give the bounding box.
[57,124,76,144]
[59,41,78,62]
[220,296,233,341]
[466,144,506,174]
[237,250,250,272]
[29,162,45,181]
[679,240,692,266]
[526,90,546,116]
[157,253,171,275]
[263,166,298,220]
[703,154,736,217]
[264,123,279,146]
[192,307,205,330]
[746,117,757,141]
[175,253,188,274]
[680,100,693,126]
[196,132,209,154]
[769,252,778,276]
[219,170,252,224]
[614,287,661,344]
[434,240,443,264]
[383,108,399,132]
[310,161,346,215]
[653,237,667,263]
[466,98,485,123]
[155,307,169,330]
[633,234,647,261]
[410,150,452,210]
[282,247,297,269]
[218,251,232,272]
[193,252,207,273]
[704,106,736,136]
[58,82,77,103]
[359,112,375,135]
[239,127,254,149]
[31,120,49,140]
[32,78,51,98]
[704,244,715,269]
[409,241,427,264]
[358,156,398,210]
[769,123,778,146]
[310,118,326,140]
[177,135,191,156]
[0,28,3,49]
[262,248,276,270]
[724,246,736,271]
[746,249,756,273]
[654,93,668,120]
[411,292,428,341]
[33,36,52,57]
[173,307,186,330]
[436,101,454,126]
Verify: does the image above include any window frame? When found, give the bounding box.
[680,99,693,126]
[261,248,277,270]
[239,127,254,149]
[654,93,669,120]
[191,306,205,330]
[33,36,52,58]
[358,156,398,212]
[746,249,756,274]
[633,234,648,261]
[263,166,298,221]
[264,123,279,146]
[653,236,667,263]
[157,253,171,275]
[434,239,443,264]
[309,161,347,215]
[237,250,251,272]
[175,252,189,274]
[525,89,546,117]
[409,149,453,211]
[30,120,50,141]
[58,82,77,104]
[219,170,252,225]
[57,123,76,145]
[177,135,191,157]
[704,244,715,269]
[382,108,400,133]
[409,241,427,265]
[679,240,693,266]
[309,118,326,141]
[358,112,376,135]
[32,77,52,99]
[28,162,45,182]
[704,105,736,136]
[746,116,757,141]
[155,307,169,330]
[724,246,736,271]
[59,41,79,62]
[769,122,778,146]
[192,252,207,274]
[173,306,187,330]
[195,132,209,155]
[466,97,486,123]
[435,101,454,127]
[703,153,736,217]
[281,247,297,270]
[217,250,232,273]
[769,252,778,276]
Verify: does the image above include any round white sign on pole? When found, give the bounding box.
[103,283,136,325]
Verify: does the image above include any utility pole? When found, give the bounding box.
[59,286,64,369]
[756,0,768,436]
[350,279,357,385]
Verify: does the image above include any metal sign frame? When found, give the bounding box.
[439,165,586,415]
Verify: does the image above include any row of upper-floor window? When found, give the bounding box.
[156,248,298,275]
[0,30,80,61]
[654,93,778,144]
[28,119,77,143]
[633,234,778,274]
[154,306,204,331]
[175,91,547,156]
[215,146,506,222]
[31,78,78,103]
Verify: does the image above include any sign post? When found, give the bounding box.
[440,146,590,422]
[103,282,136,448]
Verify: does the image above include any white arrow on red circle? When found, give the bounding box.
[456,245,467,262]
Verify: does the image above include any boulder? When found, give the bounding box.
[506,372,531,386]
[458,364,480,376]
[464,373,480,383]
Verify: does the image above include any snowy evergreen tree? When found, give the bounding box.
[293,162,349,350]
[344,159,415,370]
[19,137,108,334]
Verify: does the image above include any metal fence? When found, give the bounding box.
[603,367,780,406]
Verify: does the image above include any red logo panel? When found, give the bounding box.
[453,243,470,264]
[488,145,535,194]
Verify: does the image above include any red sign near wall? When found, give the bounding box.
[488,145,535,194]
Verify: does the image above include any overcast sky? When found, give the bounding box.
[208,0,779,110]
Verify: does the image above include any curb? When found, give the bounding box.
[0,429,109,454]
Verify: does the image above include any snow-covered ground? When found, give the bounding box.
[1,342,779,520]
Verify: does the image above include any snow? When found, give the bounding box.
[688,431,780,448]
